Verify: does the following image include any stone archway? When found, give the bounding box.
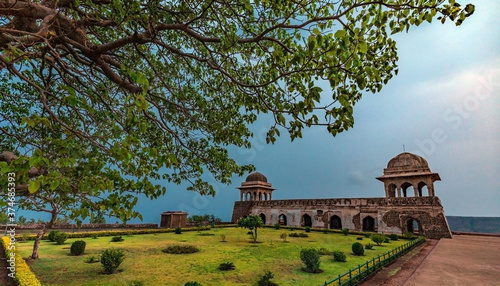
[279,214,287,226]
[330,215,342,229]
[302,214,312,227]
[259,213,266,225]
[406,218,422,235]
[362,216,375,231]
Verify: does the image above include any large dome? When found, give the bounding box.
[246,172,268,182]
[385,152,431,174]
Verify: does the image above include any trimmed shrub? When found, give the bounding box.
[341,228,350,236]
[289,232,308,238]
[1,236,42,286]
[85,255,99,263]
[185,282,203,286]
[274,223,281,230]
[48,230,60,242]
[300,248,320,273]
[280,233,288,242]
[318,247,331,256]
[352,242,364,256]
[220,234,226,242]
[365,243,374,250]
[218,262,235,271]
[92,234,98,239]
[305,226,311,232]
[175,227,182,234]
[111,236,124,242]
[333,250,347,262]
[162,245,199,254]
[258,271,278,286]
[101,248,125,274]
[389,233,399,241]
[356,237,363,240]
[54,232,68,245]
[371,234,386,246]
[403,231,415,239]
[70,240,86,255]
[384,237,390,243]
[323,228,329,234]
[364,233,371,238]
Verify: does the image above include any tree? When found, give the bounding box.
[0,0,474,249]
[238,215,264,243]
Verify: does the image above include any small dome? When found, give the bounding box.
[386,152,430,173]
[246,172,268,182]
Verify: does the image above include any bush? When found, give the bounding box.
[371,234,386,246]
[111,236,124,242]
[356,237,363,240]
[364,233,371,238]
[333,251,347,262]
[352,242,364,256]
[218,262,235,271]
[318,247,331,256]
[54,232,68,245]
[162,245,199,254]
[258,271,278,286]
[220,234,226,242]
[389,233,399,241]
[384,237,390,243]
[175,227,182,234]
[85,255,99,263]
[101,248,125,274]
[300,248,320,273]
[403,231,415,239]
[48,230,60,242]
[365,243,374,250]
[185,282,203,286]
[323,228,329,234]
[274,223,281,230]
[305,226,311,232]
[341,228,350,236]
[130,281,145,286]
[92,234,98,239]
[289,232,308,238]
[70,240,86,255]
[280,233,288,242]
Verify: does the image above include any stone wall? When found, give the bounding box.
[3,223,159,230]
[231,196,452,239]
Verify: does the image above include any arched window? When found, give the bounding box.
[246,192,251,201]
[401,182,413,197]
[258,192,262,201]
[259,213,266,225]
[279,214,287,226]
[330,215,342,229]
[406,218,422,235]
[417,182,428,197]
[302,214,312,227]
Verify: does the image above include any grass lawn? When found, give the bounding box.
[15,227,407,286]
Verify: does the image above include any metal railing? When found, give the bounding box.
[322,236,425,286]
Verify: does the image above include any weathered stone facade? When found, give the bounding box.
[231,153,452,239]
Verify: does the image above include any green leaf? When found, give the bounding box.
[50,180,60,191]
[334,30,346,38]
[359,42,368,54]
[28,180,40,193]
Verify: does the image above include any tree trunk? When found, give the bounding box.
[29,225,45,260]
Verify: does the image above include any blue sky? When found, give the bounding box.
[127,0,499,224]
[24,0,500,224]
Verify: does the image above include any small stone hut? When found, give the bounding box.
[160,211,188,228]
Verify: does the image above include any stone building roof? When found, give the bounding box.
[377,152,440,180]
[238,172,275,190]
[246,172,268,182]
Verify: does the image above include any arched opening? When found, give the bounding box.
[418,182,428,197]
[302,214,312,227]
[388,184,397,197]
[246,192,251,201]
[401,182,413,197]
[259,213,266,225]
[362,216,376,231]
[263,193,267,201]
[258,192,262,201]
[253,191,257,200]
[279,214,287,226]
[330,215,342,229]
[406,218,422,235]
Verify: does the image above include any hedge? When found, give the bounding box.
[1,236,42,286]
[14,226,213,241]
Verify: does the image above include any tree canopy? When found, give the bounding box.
[0,0,474,222]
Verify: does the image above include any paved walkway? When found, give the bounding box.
[404,235,500,286]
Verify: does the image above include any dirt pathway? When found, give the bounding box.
[0,241,17,286]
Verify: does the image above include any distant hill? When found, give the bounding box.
[446,216,500,234]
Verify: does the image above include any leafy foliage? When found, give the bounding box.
[238,215,264,243]
[371,234,387,246]
[318,247,332,256]
[0,1,475,233]
[187,214,221,224]
[48,230,60,242]
[342,228,350,236]
[280,233,288,242]
[305,226,311,233]
[289,232,308,238]
[54,232,68,245]
[258,271,279,286]
[162,245,200,254]
[101,249,125,274]
[352,242,364,256]
[365,243,374,250]
[274,224,281,230]
[175,227,182,234]
[300,248,321,273]
[333,251,347,262]
[185,282,203,286]
[70,240,86,255]
[111,236,124,242]
[218,262,235,271]
[389,233,399,241]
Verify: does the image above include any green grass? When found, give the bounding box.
[16,228,407,286]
